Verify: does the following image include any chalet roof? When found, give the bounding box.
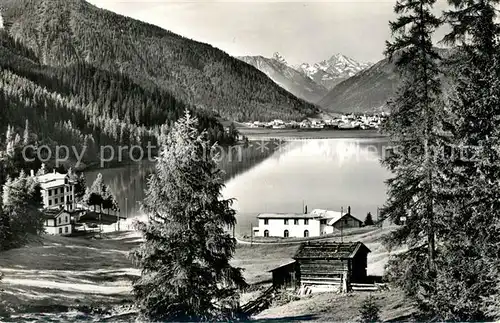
[257,213,318,219]
[37,172,67,183]
[293,242,370,260]
[309,209,363,225]
[258,210,364,223]
[43,208,69,220]
[310,209,343,220]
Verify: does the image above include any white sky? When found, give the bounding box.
[87,0,450,65]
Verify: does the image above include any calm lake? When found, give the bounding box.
[85,138,391,235]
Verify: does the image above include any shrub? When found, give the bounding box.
[359,294,381,323]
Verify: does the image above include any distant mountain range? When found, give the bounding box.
[295,54,372,90]
[238,52,372,105]
[318,48,452,114]
[238,53,328,104]
[319,56,398,114]
[239,49,456,115]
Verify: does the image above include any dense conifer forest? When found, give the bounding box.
[0,0,317,123]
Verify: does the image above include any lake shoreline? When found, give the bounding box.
[240,128,387,140]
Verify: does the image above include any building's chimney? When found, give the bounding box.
[341,206,344,215]
[304,205,308,214]
[347,206,351,214]
[30,169,34,177]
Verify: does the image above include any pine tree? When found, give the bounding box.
[74,173,87,202]
[131,111,247,321]
[5,125,14,157]
[1,172,43,249]
[431,0,500,320]
[380,0,446,313]
[36,163,48,176]
[364,212,374,226]
[23,119,30,146]
[359,295,381,323]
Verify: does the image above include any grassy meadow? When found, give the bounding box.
[0,226,401,320]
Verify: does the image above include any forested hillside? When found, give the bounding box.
[0,29,237,172]
[0,0,317,121]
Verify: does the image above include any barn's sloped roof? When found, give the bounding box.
[268,260,297,272]
[293,241,370,260]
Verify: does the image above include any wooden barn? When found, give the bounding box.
[294,242,370,292]
[269,241,371,292]
[269,261,298,290]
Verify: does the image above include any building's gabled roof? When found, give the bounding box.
[37,172,68,184]
[310,209,343,220]
[258,209,364,223]
[257,213,318,219]
[309,209,363,226]
[42,208,69,220]
[328,214,363,226]
[293,242,370,260]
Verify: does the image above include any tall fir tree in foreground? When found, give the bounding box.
[131,111,247,321]
[433,0,500,320]
[381,0,447,314]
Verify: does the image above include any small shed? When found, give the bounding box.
[268,261,298,290]
[294,242,371,291]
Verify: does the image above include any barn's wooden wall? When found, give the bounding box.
[298,259,349,286]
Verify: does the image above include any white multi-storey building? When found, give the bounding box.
[35,170,77,212]
[253,207,363,238]
[32,170,77,236]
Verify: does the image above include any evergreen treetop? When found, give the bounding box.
[131,110,247,321]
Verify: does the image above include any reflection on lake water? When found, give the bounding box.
[85,139,391,235]
[223,139,391,234]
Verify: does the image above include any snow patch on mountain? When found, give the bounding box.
[273,52,288,66]
[238,54,328,103]
[295,54,371,89]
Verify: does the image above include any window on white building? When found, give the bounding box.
[49,190,52,196]
[264,219,269,225]
[65,227,68,233]
[284,219,289,225]
[55,198,58,204]
[264,230,269,237]
[58,217,61,224]
[294,219,299,225]
[284,230,289,238]
[304,219,309,225]
[49,200,52,206]
[59,228,63,234]
[304,230,309,237]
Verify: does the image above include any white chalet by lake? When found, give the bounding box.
[42,209,73,236]
[253,207,363,238]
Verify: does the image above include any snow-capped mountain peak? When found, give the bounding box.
[295,53,371,89]
[272,52,288,65]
